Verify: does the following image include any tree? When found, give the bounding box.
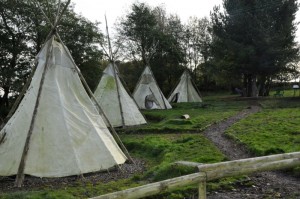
[0,0,33,109]
[117,3,186,93]
[184,17,211,70]
[211,0,299,96]
[150,13,186,93]
[0,0,103,112]
[117,2,158,65]
[183,17,212,89]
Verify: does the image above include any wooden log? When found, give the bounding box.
[174,161,202,168]
[198,151,300,173]
[90,155,300,199]
[181,114,190,119]
[203,158,300,181]
[198,179,207,199]
[89,172,206,199]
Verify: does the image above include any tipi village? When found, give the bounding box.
[0,0,300,198]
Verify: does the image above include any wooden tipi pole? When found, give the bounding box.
[186,70,190,102]
[105,15,126,128]
[14,0,72,187]
[15,36,54,187]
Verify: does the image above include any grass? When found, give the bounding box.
[0,133,227,199]
[128,99,248,132]
[226,96,300,176]
[226,95,300,156]
[269,88,300,98]
[1,91,300,198]
[226,108,300,156]
[120,134,226,181]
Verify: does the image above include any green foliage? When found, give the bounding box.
[0,0,103,109]
[210,0,299,96]
[117,3,186,93]
[118,2,158,65]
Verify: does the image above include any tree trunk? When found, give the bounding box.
[251,75,258,97]
[258,76,267,96]
[246,75,253,97]
[2,86,9,107]
[265,78,271,96]
[243,74,258,97]
[242,74,248,97]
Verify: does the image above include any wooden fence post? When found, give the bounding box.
[198,180,207,199]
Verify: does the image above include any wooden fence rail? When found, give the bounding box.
[90,152,300,199]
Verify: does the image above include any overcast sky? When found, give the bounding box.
[71,0,300,41]
[71,0,223,31]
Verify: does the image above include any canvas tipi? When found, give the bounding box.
[168,70,202,103]
[94,63,147,127]
[133,66,172,109]
[0,0,129,187]
[93,17,146,128]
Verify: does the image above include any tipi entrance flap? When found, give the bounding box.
[170,92,179,103]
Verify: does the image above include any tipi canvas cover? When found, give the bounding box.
[94,63,147,127]
[133,66,172,109]
[0,36,127,178]
[168,70,202,103]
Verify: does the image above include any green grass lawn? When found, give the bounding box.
[121,134,226,181]
[128,99,248,132]
[226,97,300,177]
[226,97,300,156]
[1,92,300,199]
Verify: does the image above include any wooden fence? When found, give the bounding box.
[90,152,300,199]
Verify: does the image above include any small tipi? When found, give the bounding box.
[133,66,172,109]
[0,0,129,187]
[94,63,147,127]
[168,70,202,103]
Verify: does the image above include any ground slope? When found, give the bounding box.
[203,104,300,199]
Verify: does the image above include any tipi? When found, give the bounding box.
[94,63,147,127]
[133,66,172,109]
[168,70,202,103]
[0,0,129,187]
[94,17,146,128]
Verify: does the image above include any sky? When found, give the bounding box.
[71,0,224,32]
[71,0,300,41]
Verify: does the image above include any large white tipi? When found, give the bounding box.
[0,1,129,187]
[168,70,202,103]
[94,63,147,127]
[133,66,172,109]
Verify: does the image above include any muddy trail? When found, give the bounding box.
[202,103,300,199]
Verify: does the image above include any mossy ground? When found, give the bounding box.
[1,91,300,198]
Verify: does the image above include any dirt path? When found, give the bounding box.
[202,104,300,199]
